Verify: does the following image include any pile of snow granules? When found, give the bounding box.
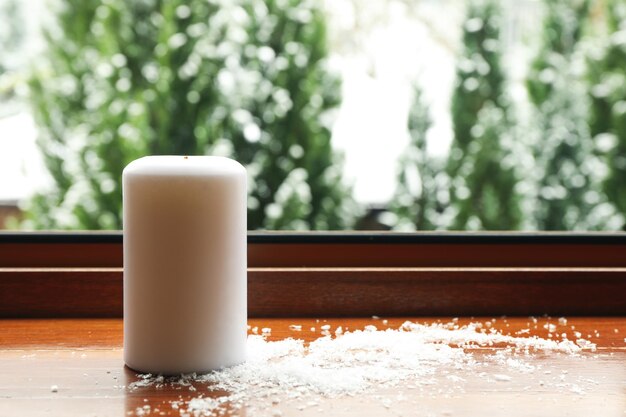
[127,319,599,416]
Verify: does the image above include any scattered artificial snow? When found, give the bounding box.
[544,323,557,333]
[127,320,598,416]
[570,384,585,395]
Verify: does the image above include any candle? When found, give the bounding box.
[122,155,247,374]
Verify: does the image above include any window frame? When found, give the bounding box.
[1,231,625,318]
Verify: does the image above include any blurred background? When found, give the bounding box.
[0,0,625,231]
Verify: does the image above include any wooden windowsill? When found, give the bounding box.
[0,317,624,416]
[2,232,626,317]
[1,233,624,415]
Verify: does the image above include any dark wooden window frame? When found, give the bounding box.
[1,231,625,317]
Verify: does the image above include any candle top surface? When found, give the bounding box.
[123,156,245,177]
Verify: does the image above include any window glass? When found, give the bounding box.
[1,0,625,231]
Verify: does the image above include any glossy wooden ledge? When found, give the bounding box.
[2,267,626,318]
[0,317,624,417]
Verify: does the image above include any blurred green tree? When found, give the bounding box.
[0,0,24,102]
[26,0,352,230]
[447,0,522,230]
[587,0,626,229]
[391,86,446,231]
[527,0,622,230]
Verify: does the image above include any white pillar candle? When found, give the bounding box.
[123,155,247,374]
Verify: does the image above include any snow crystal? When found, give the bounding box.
[544,323,557,333]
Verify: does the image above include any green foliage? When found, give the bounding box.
[26,0,352,230]
[588,0,626,228]
[527,0,590,105]
[0,0,24,64]
[391,86,446,231]
[447,0,522,230]
[0,0,24,101]
[527,0,623,230]
[220,0,352,230]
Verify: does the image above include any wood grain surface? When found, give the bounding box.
[2,267,626,318]
[0,317,624,417]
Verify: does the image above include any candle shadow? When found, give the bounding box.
[123,365,247,416]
